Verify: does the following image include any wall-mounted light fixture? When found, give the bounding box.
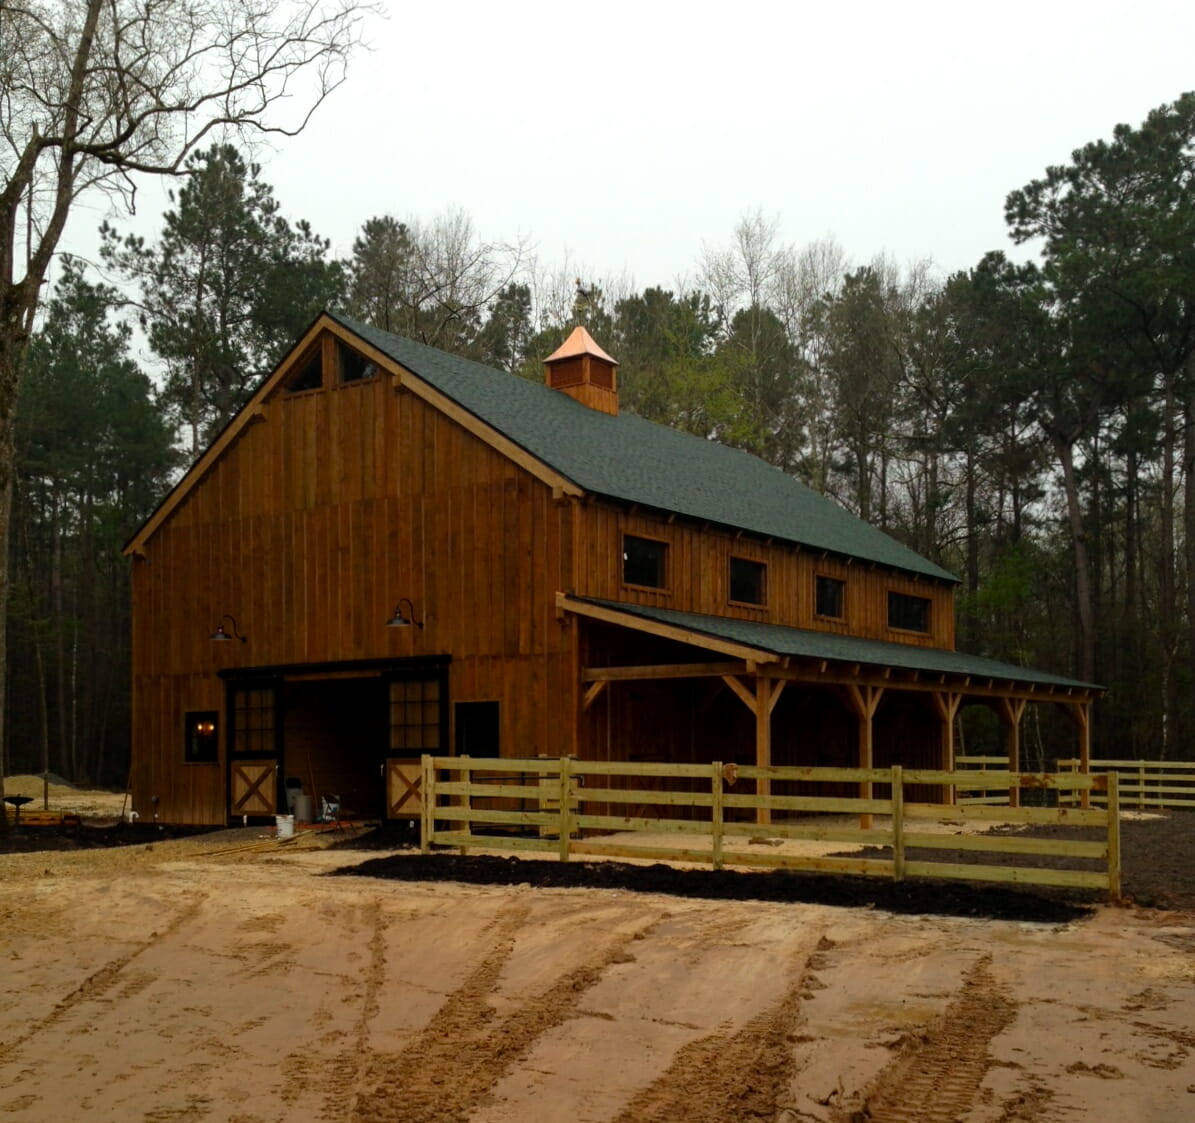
[385,598,424,629]
[210,615,248,643]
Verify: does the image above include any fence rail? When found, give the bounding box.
[1058,758,1195,810]
[955,755,1018,805]
[420,756,1121,901]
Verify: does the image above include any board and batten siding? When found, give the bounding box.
[131,361,575,824]
[572,502,955,650]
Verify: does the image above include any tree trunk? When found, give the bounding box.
[1054,435,1096,683]
[1161,371,1178,759]
[1183,351,1195,754]
[0,330,18,822]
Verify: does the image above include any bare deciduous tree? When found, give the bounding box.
[0,0,371,795]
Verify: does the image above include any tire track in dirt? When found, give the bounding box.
[312,901,388,1116]
[0,891,208,1065]
[607,941,817,1123]
[848,955,1018,1123]
[347,903,657,1123]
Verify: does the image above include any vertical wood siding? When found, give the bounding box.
[572,502,955,649]
[131,368,574,824]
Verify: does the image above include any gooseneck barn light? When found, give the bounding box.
[385,598,423,629]
[209,614,248,643]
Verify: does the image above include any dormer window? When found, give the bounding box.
[623,535,667,589]
[729,557,766,605]
[888,592,930,633]
[815,575,845,619]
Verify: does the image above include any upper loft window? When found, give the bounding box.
[815,575,845,619]
[338,341,378,385]
[888,591,930,633]
[623,535,667,589]
[285,349,322,393]
[729,557,766,605]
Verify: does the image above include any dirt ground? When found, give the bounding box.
[2,817,1194,1122]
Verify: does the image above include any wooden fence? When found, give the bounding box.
[420,756,1121,901]
[956,755,1017,805]
[1058,758,1195,810]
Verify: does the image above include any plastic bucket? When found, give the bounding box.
[275,814,295,839]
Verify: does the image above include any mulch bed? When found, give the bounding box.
[0,820,216,853]
[328,810,1195,923]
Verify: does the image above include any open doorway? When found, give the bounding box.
[281,677,388,820]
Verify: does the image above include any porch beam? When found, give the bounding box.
[582,660,748,683]
[722,674,758,712]
[762,661,1090,705]
[557,594,776,663]
[582,680,608,713]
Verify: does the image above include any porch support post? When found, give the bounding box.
[998,697,1027,808]
[845,684,884,829]
[930,691,963,805]
[755,677,773,826]
[1073,699,1092,809]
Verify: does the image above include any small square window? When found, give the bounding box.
[185,710,219,764]
[815,575,845,619]
[729,557,766,605]
[888,592,930,633]
[623,535,667,589]
[455,701,500,757]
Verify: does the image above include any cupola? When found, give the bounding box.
[543,326,619,415]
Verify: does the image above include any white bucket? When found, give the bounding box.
[275,814,295,839]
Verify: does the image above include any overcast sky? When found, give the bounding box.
[62,0,1195,297]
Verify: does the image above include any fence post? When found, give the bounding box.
[558,756,573,862]
[891,765,905,882]
[458,755,471,856]
[712,761,724,871]
[421,754,432,854]
[1106,771,1121,903]
[1138,761,1146,811]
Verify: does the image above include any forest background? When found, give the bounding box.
[9,94,1195,786]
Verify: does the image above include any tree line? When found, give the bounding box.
[9,93,1195,785]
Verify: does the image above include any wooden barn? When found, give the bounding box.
[124,315,1099,824]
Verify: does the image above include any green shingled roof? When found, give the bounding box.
[576,598,1101,691]
[331,313,957,582]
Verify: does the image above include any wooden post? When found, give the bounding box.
[711,761,724,870]
[421,754,432,854]
[558,755,573,862]
[931,692,963,804]
[1075,702,1092,810]
[458,755,471,856]
[755,677,773,826]
[998,697,1026,808]
[721,673,783,827]
[1106,771,1121,902]
[891,765,905,882]
[845,684,884,829]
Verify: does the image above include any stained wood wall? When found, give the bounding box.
[131,353,573,824]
